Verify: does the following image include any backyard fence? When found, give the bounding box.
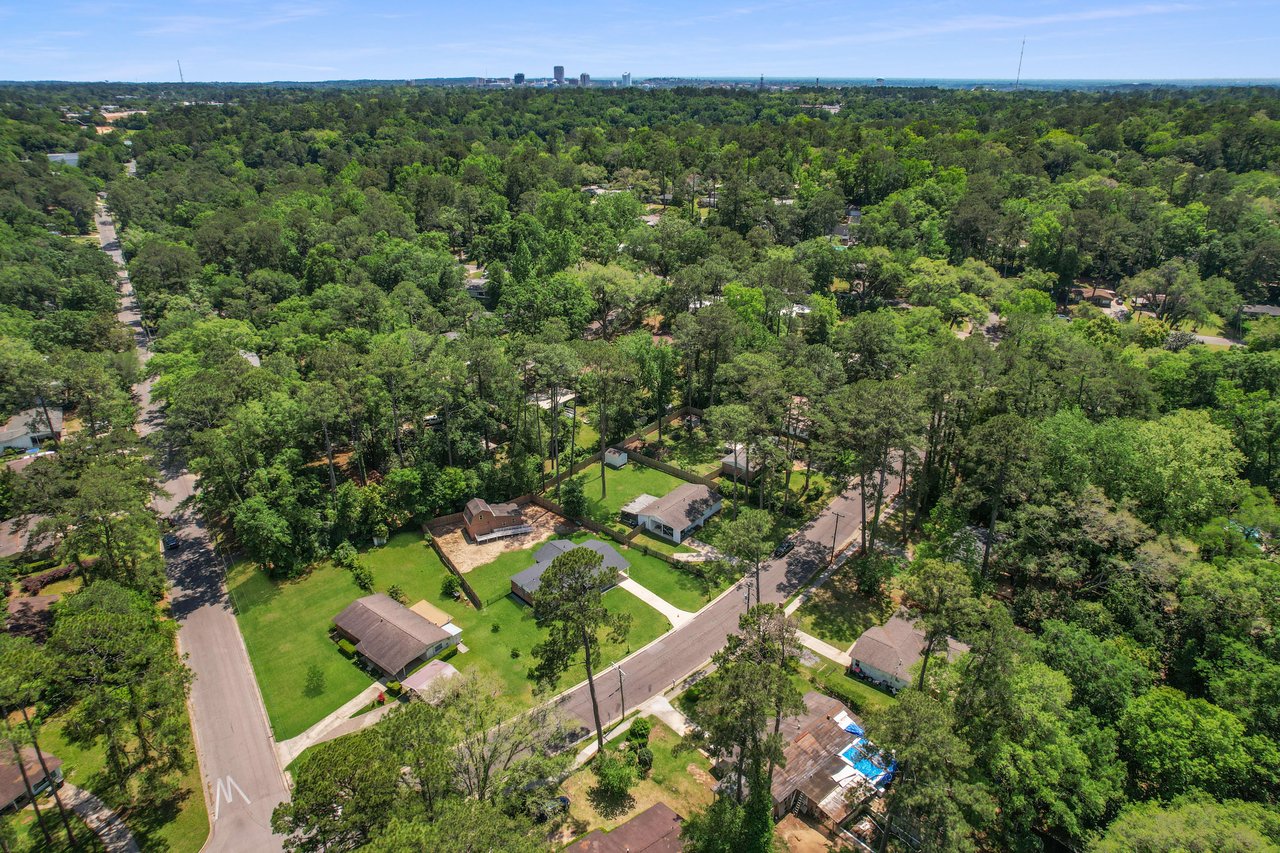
[426,533,483,610]
[623,447,721,490]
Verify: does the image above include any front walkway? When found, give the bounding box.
[619,577,694,628]
[276,681,386,767]
[63,783,140,853]
[795,629,853,667]
[571,694,694,768]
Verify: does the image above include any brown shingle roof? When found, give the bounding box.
[0,747,61,808]
[333,594,450,675]
[566,802,683,852]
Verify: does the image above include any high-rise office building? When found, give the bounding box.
[553,65,564,84]
[579,72,590,87]
[514,72,525,85]
[622,72,631,87]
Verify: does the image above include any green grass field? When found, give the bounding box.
[229,532,671,729]
[226,532,445,739]
[39,713,208,852]
[641,426,723,477]
[630,531,697,557]
[622,548,731,612]
[575,462,690,528]
[793,561,894,648]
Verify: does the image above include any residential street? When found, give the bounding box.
[552,480,895,731]
[97,199,288,853]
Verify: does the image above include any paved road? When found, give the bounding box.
[553,480,894,731]
[97,200,288,852]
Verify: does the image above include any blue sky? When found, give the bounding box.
[1,1,1276,82]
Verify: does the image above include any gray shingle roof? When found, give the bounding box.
[512,540,627,599]
[849,616,969,684]
[638,483,720,532]
[333,594,450,675]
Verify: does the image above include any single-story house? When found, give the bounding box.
[0,747,63,813]
[333,594,462,678]
[566,801,684,852]
[0,516,55,561]
[1242,304,1280,318]
[770,691,892,829]
[847,615,970,692]
[1069,286,1117,308]
[402,659,460,701]
[619,493,659,528]
[510,539,627,605]
[528,390,577,412]
[604,448,628,469]
[463,498,530,543]
[0,408,62,452]
[630,484,722,544]
[719,445,762,483]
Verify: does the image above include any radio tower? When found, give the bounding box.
[1014,38,1025,90]
[177,60,185,84]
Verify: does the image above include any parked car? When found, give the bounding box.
[772,539,795,559]
[162,533,180,550]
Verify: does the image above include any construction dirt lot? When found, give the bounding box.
[430,503,576,573]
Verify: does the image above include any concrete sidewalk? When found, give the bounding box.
[63,783,140,853]
[620,577,694,628]
[276,682,386,767]
[796,629,852,667]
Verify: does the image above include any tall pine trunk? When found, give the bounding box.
[582,628,606,754]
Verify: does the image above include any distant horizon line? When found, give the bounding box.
[5,75,1279,86]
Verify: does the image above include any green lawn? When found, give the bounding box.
[630,531,696,557]
[793,562,894,648]
[12,810,105,853]
[39,713,208,852]
[640,425,723,477]
[802,654,896,717]
[575,463,690,528]
[227,532,446,740]
[231,532,672,724]
[622,548,731,612]
[561,721,713,835]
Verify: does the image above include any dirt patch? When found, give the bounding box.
[776,814,833,853]
[686,763,716,790]
[431,504,574,573]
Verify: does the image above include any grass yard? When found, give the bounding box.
[560,721,714,836]
[575,463,690,529]
[11,810,105,853]
[622,547,731,612]
[630,531,696,558]
[39,713,209,852]
[640,426,723,478]
[227,532,446,739]
[232,531,672,724]
[802,654,896,717]
[793,562,894,648]
[697,507,804,555]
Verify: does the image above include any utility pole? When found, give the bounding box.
[831,511,844,564]
[617,668,626,720]
[742,577,755,612]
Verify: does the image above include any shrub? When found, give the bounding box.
[441,573,462,600]
[627,717,652,745]
[387,584,407,604]
[490,622,501,633]
[386,680,402,695]
[19,564,76,595]
[635,746,654,777]
[510,648,521,659]
[337,638,356,658]
[561,476,588,518]
[332,541,358,571]
[351,561,374,592]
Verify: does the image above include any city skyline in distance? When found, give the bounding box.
[1,0,1278,83]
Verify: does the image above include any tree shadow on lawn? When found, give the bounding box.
[799,577,893,648]
[587,784,635,820]
[119,785,195,852]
